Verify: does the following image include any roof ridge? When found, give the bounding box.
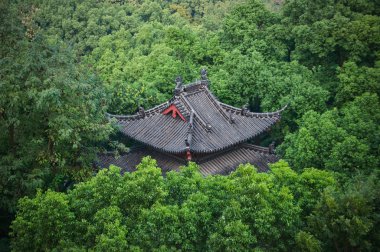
[240,143,272,154]
[179,93,212,131]
[173,99,190,118]
[105,71,287,155]
[203,87,232,123]
[195,143,277,165]
[219,103,287,118]
[195,143,272,163]
[185,110,195,160]
[106,101,170,121]
[182,80,208,92]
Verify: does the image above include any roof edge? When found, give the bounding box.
[106,101,170,121]
[219,103,288,118]
[195,143,277,164]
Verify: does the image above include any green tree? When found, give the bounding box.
[336,61,380,105]
[222,0,288,61]
[11,159,340,251]
[207,219,254,252]
[281,93,379,174]
[304,175,380,251]
[211,50,329,138]
[11,190,75,251]
[0,1,112,212]
[340,93,380,158]
[283,0,380,67]
[91,206,128,251]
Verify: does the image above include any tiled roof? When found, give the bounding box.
[96,147,186,174]
[107,80,286,155]
[96,144,279,176]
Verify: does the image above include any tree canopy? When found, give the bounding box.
[1,0,379,251]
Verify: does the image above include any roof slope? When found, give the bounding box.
[108,80,285,154]
[96,144,278,176]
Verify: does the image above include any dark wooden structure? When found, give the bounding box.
[98,70,286,175]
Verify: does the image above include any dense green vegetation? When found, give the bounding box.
[10,160,380,251]
[1,0,379,251]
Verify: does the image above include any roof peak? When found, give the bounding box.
[174,69,210,97]
[106,72,286,154]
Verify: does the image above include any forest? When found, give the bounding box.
[0,0,379,251]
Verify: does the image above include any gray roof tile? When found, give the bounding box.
[108,81,285,154]
[96,144,278,176]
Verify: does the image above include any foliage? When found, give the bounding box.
[282,93,379,173]
[302,174,380,251]
[10,158,348,251]
[1,0,379,250]
[10,190,75,251]
[336,61,380,105]
[0,0,113,212]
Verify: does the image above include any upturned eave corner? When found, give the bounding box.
[100,69,284,174]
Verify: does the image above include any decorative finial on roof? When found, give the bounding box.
[201,68,210,88]
[175,76,183,87]
[201,68,208,80]
[138,106,145,118]
[241,104,249,116]
[229,111,235,124]
[269,141,275,154]
[174,76,183,96]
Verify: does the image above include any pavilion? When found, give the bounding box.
[98,70,286,175]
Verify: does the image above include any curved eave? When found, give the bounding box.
[219,102,288,118]
[118,128,188,154]
[106,101,170,122]
[96,143,279,176]
[114,114,281,155]
[105,90,287,155]
[189,114,282,154]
